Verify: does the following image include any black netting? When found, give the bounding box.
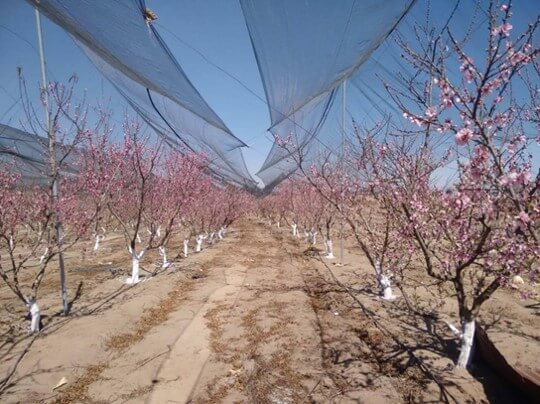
[27,0,258,189]
[0,123,78,183]
[240,0,415,186]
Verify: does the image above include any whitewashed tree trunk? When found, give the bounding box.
[292,223,298,237]
[456,320,475,368]
[380,274,396,300]
[93,233,105,251]
[277,221,281,228]
[375,261,396,300]
[209,232,215,244]
[218,227,224,240]
[158,246,170,268]
[39,247,49,264]
[136,233,142,243]
[311,231,318,246]
[127,247,146,284]
[325,239,335,259]
[27,299,41,333]
[183,239,189,257]
[195,235,205,252]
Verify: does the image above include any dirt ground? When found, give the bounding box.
[0,219,538,403]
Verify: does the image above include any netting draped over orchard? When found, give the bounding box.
[241,0,415,187]
[5,1,494,191]
[0,124,78,183]
[3,0,421,191]
[25,0,257,189]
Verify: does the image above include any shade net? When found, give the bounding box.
[240,0,415,186]
[26,0,258,190]
[0,123,78,183]
[250,0,495,188]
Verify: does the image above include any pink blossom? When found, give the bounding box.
[492,22,513,37]
[474,146,490,163]
[441,97,453,108]
[516,211,531,223]
[455,128,474,145]
[517,171,531,185]
[505,171,519,184]
[425,106,438,119]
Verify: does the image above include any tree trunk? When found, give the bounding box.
[325,239,335,259]
[158,246,170,268]
[375,261,396,300]
[27,299,41,333]
[93,234,104,251]
[195,235,204,252]
[456,319,475,368]
[127,248,145,284]
[183,239,189,257]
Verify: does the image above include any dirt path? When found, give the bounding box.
[150,221,326,403]
[149,258,247,402]
[2,219,536,403]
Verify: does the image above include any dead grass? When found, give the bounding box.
[53,278,194,403]
[301,254,434,401]
[52,362,109,404]
[202,293,309,403]
[105,280,194,351]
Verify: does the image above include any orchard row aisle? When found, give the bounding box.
[1,219,534,403]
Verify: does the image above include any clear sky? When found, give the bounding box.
[1,0,539,178]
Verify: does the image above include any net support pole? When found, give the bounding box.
[339,80,346,265]
[35,8,69,316]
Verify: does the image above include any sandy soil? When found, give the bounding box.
[0,219,538,403]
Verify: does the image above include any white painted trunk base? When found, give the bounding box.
[93,234,105,251]
[126,248,146,284]
[457,320,475,368]
[28,300,40,333]
[375,261,396,300]
[380,274,396,300]
[325,239,335,259]
[158,246,170,268]
[183,239,189,258]
[195,235,205,253]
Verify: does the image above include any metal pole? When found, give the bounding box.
[339,80,346,265]
[35,8,69,315]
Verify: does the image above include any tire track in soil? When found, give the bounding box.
[148,235,249,403]
[276,227,449,403]
[177,221,327,403]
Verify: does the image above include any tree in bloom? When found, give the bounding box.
[306,125,415,299]
[0,78,104,330]
[0,166,95,332]
[146,150,209,266]
[100,123,165,284]
[386,2,539,367]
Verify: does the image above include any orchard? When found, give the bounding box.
[0,0,538,402]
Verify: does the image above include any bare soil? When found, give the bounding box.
[0,219,538,403]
